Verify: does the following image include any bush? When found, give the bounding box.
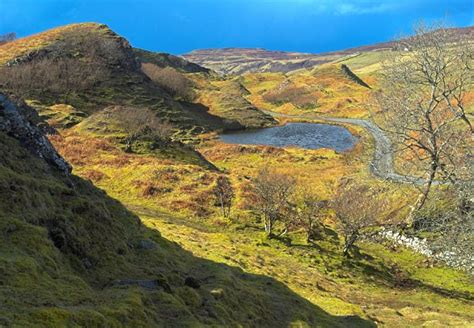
[262,83,316,109]
[141,63,194,101]
[0,31,116,102]
[106,106,173,152]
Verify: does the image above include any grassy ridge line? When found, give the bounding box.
[1,23,275,134]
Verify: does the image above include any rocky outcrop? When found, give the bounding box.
[340,64,371,88]
[0,93,71,173]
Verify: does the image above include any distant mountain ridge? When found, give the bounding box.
[183,25,474,75]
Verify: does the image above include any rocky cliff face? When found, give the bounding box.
[0,93,71,173]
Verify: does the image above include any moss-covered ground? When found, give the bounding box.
[46,112,474,327]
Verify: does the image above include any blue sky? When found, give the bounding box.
[0,0,472,54]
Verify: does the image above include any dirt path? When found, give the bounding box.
[262,110,426,184]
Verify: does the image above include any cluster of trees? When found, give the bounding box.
[209,166,406,257]
[141,63,195,101]
[250,168,403,256]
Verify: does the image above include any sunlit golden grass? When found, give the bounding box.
[0,23,105,65]
[3,20,474,327]
[242,64,372,118]
[188,73,275,128]
[337,51,387,76]
[46,104,474,327]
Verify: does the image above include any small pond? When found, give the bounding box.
[220,123,357,152]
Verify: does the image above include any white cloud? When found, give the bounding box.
[334,1,399,15]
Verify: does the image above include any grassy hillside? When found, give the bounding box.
[133,48,210,73]
[49,112,474,327]
[0,97,375,327]
[0,23,261,135]
[189,74,276,128]
[1,22,473,328]
[183,26,474,75]
[243,64,373,118]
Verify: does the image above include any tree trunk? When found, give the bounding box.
[417,161,437,211]
[264,215,272,236]
[407,161,437,227]
[343,233,358,257]
[220,198,225,217]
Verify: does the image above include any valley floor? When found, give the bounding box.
[53,124,474,327]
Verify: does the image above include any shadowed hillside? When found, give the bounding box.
[0,94,375,327]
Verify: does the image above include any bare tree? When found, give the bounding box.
[374,22,473,222]
[252,167,296,238]
[417,156,473,271]
[212,176,234,218]
[106,106,173,152]
[294,187,326,243]
[332,181,400,257]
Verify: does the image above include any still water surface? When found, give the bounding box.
[220,123,357,152]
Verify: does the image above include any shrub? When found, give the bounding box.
[141,63,194,101]
[106,106,173,152]
[212,176,234,218]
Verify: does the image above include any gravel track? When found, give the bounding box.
[262,110,427,184]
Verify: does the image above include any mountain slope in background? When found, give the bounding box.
[183,26,474,75]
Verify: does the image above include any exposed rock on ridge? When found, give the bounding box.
[0,93,71,173]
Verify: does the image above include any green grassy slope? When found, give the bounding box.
[133,48,276,129]
[0,109,374,327]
